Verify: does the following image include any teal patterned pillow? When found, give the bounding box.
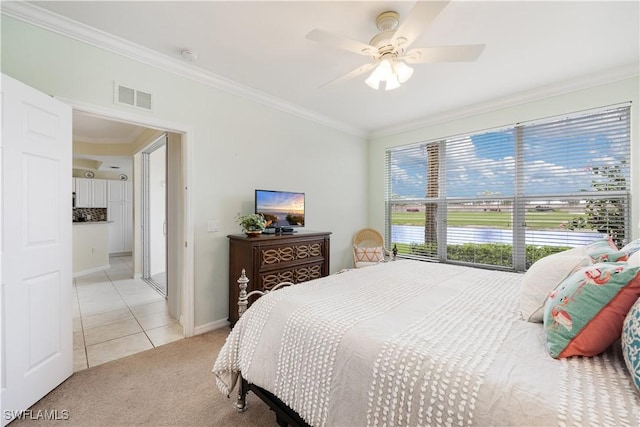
[584,237,628,263]
[622,297,640,392]
[543,263,640,358]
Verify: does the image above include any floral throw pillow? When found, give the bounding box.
[622,297,640,392]
[584,237,628,263]
[543,262,640,358]
[354,246,384,263]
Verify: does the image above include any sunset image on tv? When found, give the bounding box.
[256,190,305,227]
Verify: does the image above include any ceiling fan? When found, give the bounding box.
[306,1,485,90]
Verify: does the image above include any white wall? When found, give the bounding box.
[1,16,368,328]
[368,77,640,242]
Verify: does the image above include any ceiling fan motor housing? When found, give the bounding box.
[369,11,406,57]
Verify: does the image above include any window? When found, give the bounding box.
[385,105,631,271]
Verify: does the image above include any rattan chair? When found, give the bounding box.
[352,228,390,268]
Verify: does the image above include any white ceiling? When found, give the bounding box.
[72,112,140,174]
[73,112,146,144]
[21,1,640,136]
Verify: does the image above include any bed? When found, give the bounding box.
[213,259,640,426]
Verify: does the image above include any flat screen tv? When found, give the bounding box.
[255,189,305,231]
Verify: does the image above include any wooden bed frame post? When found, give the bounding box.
[237,269,250,319]
[236,376,249,412]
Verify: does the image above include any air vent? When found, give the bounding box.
[114,82,153,111]
[118,85,135,106]
[136,91,152,110]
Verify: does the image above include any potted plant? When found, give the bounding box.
[236,213,267,237]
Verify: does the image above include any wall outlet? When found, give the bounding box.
[207,220,220,232]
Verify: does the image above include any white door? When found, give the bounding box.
[1,74,73,426]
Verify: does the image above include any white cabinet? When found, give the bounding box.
[93,179,107,207]
[74,178,107,208]
[108,180,133,254]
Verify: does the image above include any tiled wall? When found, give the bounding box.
[73,208,107,222]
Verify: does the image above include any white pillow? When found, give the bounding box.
[628,251,640,268]
[519,248,592,323]
[622,238,640,257]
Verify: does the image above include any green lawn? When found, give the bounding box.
[392,210,585,229]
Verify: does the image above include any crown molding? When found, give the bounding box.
[370,64,639,139]
[1,1,366,139]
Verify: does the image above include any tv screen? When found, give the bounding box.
[255,189,305,228]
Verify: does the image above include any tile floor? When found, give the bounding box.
[73,255,184,372]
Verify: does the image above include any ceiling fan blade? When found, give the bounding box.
[318,62,377,88]
[391,1,451,50]
[402,45,485,64]
[306,29,377,56]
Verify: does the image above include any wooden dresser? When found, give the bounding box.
[228,231,331,325]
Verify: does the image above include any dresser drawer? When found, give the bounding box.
[259,238,325,270]
[260,262,324,290]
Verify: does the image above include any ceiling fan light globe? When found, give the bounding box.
[376,59,394,80]
[385,74,401,91]
[365,74,381,90]
[394,61,414,83]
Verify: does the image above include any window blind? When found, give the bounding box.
[385,104,631,271]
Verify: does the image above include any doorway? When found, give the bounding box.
[65,101,193,335]
[142,135,168,297]
[67,103,193,370]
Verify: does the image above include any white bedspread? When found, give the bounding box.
[213,260,640,426]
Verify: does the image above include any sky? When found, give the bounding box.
[255,190,305,214]
[390,114,629,200]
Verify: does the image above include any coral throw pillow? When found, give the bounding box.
[354,246,384,263]
[543,262,640,359]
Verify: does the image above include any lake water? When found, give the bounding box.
[257,210,304,227]
[391,225,604,247]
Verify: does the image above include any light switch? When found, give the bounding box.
[207,220,220,232]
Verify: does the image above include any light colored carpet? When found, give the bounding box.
[10,328,275,427]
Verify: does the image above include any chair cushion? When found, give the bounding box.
[355,261,382,269]
[354,246,384,263]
